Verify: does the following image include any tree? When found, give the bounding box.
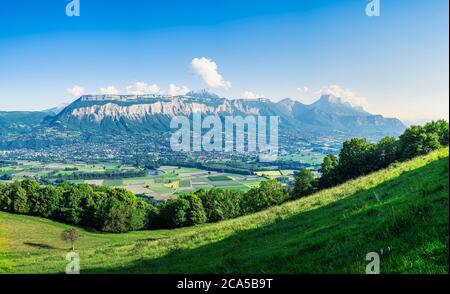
[98,188,154,232]
[141,200,158,229]
[374,136,399,169]
[337,138,376,180]
[80,190,105,227]
[61,228,81,251]
[10,182,29,214]
[30,186,62,218]
[158,198,190,228]
[21,178,43,216]
[128,199,154,231]
[425,120,449,146]
[292,168,315,199]
[21,178,40,200]
[197,189,243,222]
[398,125,441,160]
[0,183,10,211]
[101,204,131,232]
[318,154,339,188]
[179,194,207,225]
[241,179,288,214]
[60,184,93,224]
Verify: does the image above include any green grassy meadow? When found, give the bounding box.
[0,148,448,274]
[278,151,326,167]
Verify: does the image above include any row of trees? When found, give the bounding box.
[0,180,156,232]
[145,179,289,228]
[44,169,147,181]
[0,177,289,232]
[292,120,449,198]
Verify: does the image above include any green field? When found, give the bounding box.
[0,161,137,181]
[279,151,326,166]
[0,148,448,274]
[255,170,296,179]
[208,175,232,181]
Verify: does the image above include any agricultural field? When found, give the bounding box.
[0,161,135,180]
[255,170,296,179]
[115,167,265,199]
[0,162,266,200]
[278,151,325,167]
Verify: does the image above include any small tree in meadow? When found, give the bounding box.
[61,228,81,251]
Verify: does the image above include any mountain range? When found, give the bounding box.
[46,91,405,135]
[0,91,406,150]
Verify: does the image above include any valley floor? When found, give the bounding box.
[0,148,448,274]
[0,162,267,200]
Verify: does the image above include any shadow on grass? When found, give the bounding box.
[81,158,448,274]
[24,242,59,250]
[135,237,170,242]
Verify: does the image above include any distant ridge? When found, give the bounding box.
[0,91,406,150]
[45,91,406,137]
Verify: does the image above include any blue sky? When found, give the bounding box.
[0,0,448,123]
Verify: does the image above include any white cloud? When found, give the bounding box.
[100,86,120,95]
[67,85,85,97]
[168,84,190,96]
[242,91,266,99]
[190,57,232,89]
[297,86,309,93]
[317,85,369,109]
[126,82,160,95]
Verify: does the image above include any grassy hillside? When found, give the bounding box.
[0,148,448,274]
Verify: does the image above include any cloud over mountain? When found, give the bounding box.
[168,84,190,96]
[242,91,265,99]
[190,57,232,89]
[67,85,85,97]
[317,85,369,109]
[126,82,160,95]
[100,86,120,95]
